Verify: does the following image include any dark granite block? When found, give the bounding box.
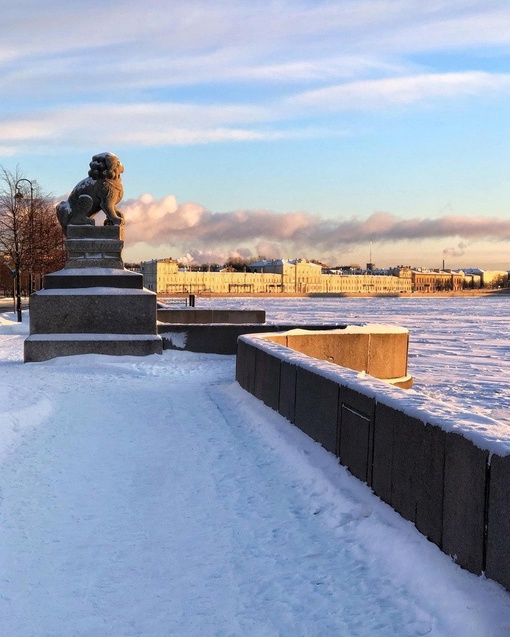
[44,270,143,289]
[254,347,280,411]
[338,386,375,482]
[278,360,297,423]
[235,339,256,394]
[157,309,265,324]
[486,454,510,591]
[235,338,250,389]
[390,409,424,524]
[373,403,445,546]
[24,334,162,362]
[162,325,251,355]
[372,402,394,504]
[339,402,371,483]
[29,290,157,335]
[294,367,339,453]
[414,424,445,547]
[442,432,489,575]
[67,225,121,239]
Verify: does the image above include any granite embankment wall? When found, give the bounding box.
[236,331,510,592]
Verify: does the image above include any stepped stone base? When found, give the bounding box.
[24,334,162,362]
[24,225,162,362]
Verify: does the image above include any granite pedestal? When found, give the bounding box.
[24,226,162,362]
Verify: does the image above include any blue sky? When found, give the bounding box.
[2,0,510,268]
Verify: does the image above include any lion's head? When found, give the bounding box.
[88,152,124,181]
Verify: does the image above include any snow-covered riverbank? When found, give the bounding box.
[0,300,509,636]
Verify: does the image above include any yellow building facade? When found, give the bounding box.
[140,258,413,295]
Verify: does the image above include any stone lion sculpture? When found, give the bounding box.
[56,152,125,232]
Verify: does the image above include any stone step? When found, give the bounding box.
[44,268,143,290]
[24,334,163,362]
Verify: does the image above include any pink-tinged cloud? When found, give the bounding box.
[121,194,510,259]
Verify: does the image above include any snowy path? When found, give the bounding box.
[0,319,509,635]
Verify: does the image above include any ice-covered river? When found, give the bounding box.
[192,295,510,427]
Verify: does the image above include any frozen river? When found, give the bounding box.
[191,295,510,427]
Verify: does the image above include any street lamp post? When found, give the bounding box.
[8,178,35,322]
[15,178,34,295]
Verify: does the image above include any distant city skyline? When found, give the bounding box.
[2,1,510,269]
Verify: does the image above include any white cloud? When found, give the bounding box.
[3,1,510,99]
[377,5,510,53]
[2,1,510,155]
[0,119,56,141]
[0,99,342,152]
[0,103,269,152]
[292,72,510,110]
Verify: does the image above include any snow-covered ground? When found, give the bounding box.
[0,297,509,636]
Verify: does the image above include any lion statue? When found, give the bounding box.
[56,152,125,232]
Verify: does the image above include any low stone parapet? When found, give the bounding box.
[261,325,412,387]
[157,308,265,324]
[159,322,348,355]
[236,327,510,592]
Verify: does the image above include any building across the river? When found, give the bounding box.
[138,258,509,295]
[139,258,412,295]
[390,267,464,292]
